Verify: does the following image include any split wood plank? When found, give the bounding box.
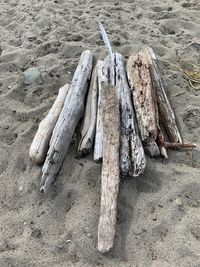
[98,84,120,253]
[94,60,108,161]
[78,64,98,155]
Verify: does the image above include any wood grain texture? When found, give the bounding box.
[127,52,160,157]
[78,64,98,155]
[29,84,69,164]
[40,50,93,193]
[144,46,182,143]
[94,60,108,162]
[104,53,146,176]
[98,85,120,253]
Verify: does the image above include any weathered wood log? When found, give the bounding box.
[105,53,146,176]
[40,50,93,193]
[98,85,120,253]
[94,60,108,162]
[144,46,182,143]
[78,64,98,155]
[127,52,160,158]
[29,84,69,164]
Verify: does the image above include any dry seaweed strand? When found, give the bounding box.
[145,56,200,89]
[177,59,200,89]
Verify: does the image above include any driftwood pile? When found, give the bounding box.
[29,42,196,252]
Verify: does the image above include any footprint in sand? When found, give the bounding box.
[178,182,200,208]
[183,109,200,130]
[0,126,18,146]
[160,19,180,35]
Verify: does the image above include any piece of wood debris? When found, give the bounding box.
[127,51,160,158]
[29,84,69,164]
[157,126,196,158]
[94,60,108,162]
[98,84,120,253]
[105,53,146,176]
[40,50,93,193]
[78,64,98,155]
[144,46,182,144]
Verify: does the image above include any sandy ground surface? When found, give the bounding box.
[0,0,200,266]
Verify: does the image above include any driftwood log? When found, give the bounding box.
[127,52,160,157]
[29,84,69,164]
[94,60,108,162]
[98,85,120,253]
[144,46,182,143]
[40,50,93,193]
[78,64,98,155]
[105,53,146,176]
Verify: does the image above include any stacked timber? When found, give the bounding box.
[29,43,196,253]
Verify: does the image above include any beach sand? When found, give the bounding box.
[0,0,200,266]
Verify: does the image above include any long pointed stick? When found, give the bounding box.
[98,85,120,253]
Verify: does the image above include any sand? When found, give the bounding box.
[0,0,200,266]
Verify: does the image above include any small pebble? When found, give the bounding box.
[19,186,23,191]
[84,227,93,239]
[23,221,27,226]
[23,67,41,85]
[175,197,183,207]
[55,242,63,250]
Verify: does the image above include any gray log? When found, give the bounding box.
[40,50,93,193]
[144,46,182,143]
[29,84,69,164]
[94,60,108,162]
[78,64,98,155]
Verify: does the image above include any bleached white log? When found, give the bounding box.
[93,60,108,161]
[40,50,93,193]
[105,53,146,176]
[29,84,69,164]
[98,85,120,253]
[127,52,160,157]
[144,46,182,143]
[78,64,98,155]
